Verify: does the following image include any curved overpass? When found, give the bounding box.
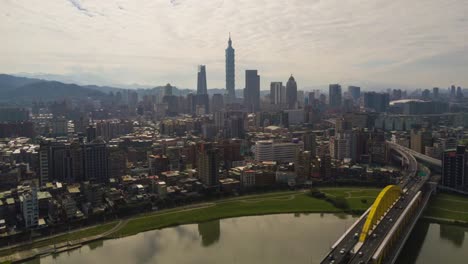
[321,141,439,264]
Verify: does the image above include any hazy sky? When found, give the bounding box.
[1,0,468,89]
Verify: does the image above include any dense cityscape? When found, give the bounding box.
[0,33,467,259]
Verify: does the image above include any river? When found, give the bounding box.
[25,214,468,264]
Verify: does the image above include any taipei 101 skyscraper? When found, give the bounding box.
[225,34,236,102]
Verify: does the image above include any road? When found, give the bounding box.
[320,142,419,264]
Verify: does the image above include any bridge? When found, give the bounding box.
[320,142,441,264]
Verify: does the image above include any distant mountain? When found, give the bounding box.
[0,74,108,102]
[0,74,42,90]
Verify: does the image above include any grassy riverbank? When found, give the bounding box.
[4,188,468,260]
[424,193,468,223]
[110,188,380,238]
[0,222,117,258]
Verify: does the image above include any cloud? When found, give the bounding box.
[0,0,467,89]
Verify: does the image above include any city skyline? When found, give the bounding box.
[1,0,468,89]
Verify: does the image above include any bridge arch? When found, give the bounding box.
[359,185,402,242]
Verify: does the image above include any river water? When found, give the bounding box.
[25,214,468,264]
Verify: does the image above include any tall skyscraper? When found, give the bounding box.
[197,65,208,95]
[244,70,260,112]
[348,86,361,101]
[286,75,297,109]
[442,146,467,190]
[270,82,283,104]
[329,84,342,109]
[225,34,236,102]
[196,65,209,113]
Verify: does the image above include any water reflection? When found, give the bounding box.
[24,215,468,264]
[396,220,430,263]
[440,224,465,248]
[197,220,220,247]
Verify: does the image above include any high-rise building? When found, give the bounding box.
[197,143,220,187]
[363,92,390,112]
[348,86,361,101]
[197,65,208,95]
[39,140,109,185]
[330,133,352,160]
[410,129,433,154]
[432,87,439,99]
[329,84,342,109]
[457,86,463,98]
[302,132,316,156]
[211,94,224,113]
[286,75,297,109]
[20,180,39,228]
[442,146,467,190]
[270,82,283,105]
[164,83,173,96]
[225,35,236,102]
[450,85,456,98]
[196,65,209,113]
[244,70,260,112]
[83,139,109,183]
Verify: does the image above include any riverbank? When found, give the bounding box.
[110,188,380,238]
[3,188,468,263]
[0,188,378,262]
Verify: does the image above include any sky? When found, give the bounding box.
[1,0,468,90]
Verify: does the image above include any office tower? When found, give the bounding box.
[128,90,138,108]
[196,65,209,113]
[197,143,220,187]
[308,92,315,106]
[410,129,433,154]
[83,139,109,183]
[286,75,297,109]
[270,82,283,104]
[442,146,467,190]
[225,34,236,102]
[297,90,305,108]
[363,92,390,112]
[227,114,245,139]
[329,84,342,109]
[421,89,431,99]
[86,126,96,142]
[457,86,463,98]
[450,85,456,97]
[211,94,224,113]
[197,65,208,95]
[302,132,316,156]
[433,87,439,99]
[164,83,173,96]
[348,86,361,101]
[243,70,260,112]
[108,147,127,179]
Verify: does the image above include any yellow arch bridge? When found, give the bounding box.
[359,185,402,242]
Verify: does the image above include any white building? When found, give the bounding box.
[20,182,39,228]
[255,140,302,162]
[330,133,351,160]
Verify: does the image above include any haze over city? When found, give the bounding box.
[1,0,468,89]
